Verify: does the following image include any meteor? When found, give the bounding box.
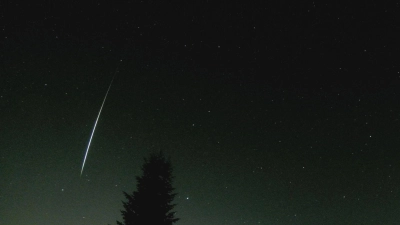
[80,66,119,176]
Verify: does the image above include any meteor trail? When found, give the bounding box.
[80,65,119,176]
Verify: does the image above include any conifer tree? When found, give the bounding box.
[116,151,179,225]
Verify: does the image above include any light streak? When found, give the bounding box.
[80,65,119,176]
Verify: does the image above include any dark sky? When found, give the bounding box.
[1,1,400,225]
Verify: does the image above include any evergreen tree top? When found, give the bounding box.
[116,151,179,225]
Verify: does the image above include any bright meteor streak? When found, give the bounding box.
[80,71,117,176]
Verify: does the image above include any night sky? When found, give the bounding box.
[1,1,400,224]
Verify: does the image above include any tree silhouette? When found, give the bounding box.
[116,151,179,225]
